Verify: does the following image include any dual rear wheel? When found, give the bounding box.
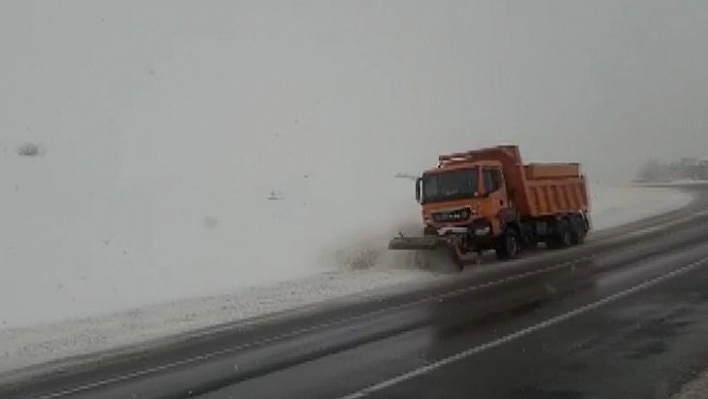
[461,214,588,266]
[548,215,586,249]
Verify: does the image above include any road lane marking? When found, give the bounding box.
[338,256,708,399]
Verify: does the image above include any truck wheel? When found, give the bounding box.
[451,246,466,271]
[496,228,519,260]
[524,234,539,250]
[558,219,572,247]
[548,219,572,249]
[569,216,586,245]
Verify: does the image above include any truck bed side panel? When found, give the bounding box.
[525,176,589,217]
[524,163,581,180]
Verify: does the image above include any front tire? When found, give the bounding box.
[496,228,520,260]
[451,246,466,271]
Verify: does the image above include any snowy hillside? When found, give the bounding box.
[0,145,419,328]
[0,145,691,331]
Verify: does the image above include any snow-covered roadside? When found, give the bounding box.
[671,369,708,399]
[0,185,693,376]
[635,179,708,187]
[590,185,694,230]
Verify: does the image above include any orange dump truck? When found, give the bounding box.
[389,145,590,267]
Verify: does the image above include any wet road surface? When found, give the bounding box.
[3,184,708,399]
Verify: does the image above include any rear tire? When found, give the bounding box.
[569,216,586,245]
[496,228,520,260]
[548,219,572,249]
[523,234,539,250]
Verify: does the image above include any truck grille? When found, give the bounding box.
[432,208,471,223]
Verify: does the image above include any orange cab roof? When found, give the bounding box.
[423,159,502,175]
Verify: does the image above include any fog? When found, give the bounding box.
[1,1,707,325]
[5,1,708,178]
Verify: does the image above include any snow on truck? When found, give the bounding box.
[389,145,591,268]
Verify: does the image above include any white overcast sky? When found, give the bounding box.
[2,1,708,181]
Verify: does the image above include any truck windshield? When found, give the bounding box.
[422,168,479,204]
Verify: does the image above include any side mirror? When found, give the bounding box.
[415,178,422,203]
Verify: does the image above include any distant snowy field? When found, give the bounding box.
[0,147,692,375]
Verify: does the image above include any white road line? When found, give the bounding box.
[337,257,708,399]
[43,210,708,398]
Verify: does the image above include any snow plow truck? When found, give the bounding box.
[388,145,590,268]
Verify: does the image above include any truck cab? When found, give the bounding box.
[416,160,514,255]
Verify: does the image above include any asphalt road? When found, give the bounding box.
[3,184,708,399]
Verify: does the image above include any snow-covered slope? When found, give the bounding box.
[0,147,419,329]
[0,148,689,331]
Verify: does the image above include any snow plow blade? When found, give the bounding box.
[388,235,444,250]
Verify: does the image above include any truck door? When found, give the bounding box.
[482,167,506,202]
[482,167,510,235]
